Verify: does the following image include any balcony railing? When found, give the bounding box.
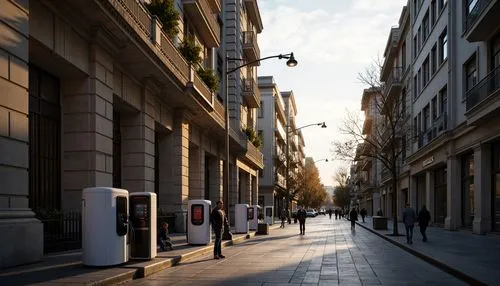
[182,0,220,47]
[242,77,260,108]
[384,67,403,97]
[417,113,448,149]
[466,65,500,111]
[463,0,491,33]
[246,140,264,169]
[242,31,260,64]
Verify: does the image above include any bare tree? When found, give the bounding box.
[333,60,412,236]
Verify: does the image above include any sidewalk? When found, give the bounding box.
[356,217,500,285]
[0,225,280,286]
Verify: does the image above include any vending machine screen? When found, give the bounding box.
[191,204,204,226]
[248,207,254,220]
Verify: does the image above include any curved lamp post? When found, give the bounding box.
[314,158,329,164]
[223,52,297,239]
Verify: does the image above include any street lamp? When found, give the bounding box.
[285,122,327,223]
[223,52,297,239]
[314,158,329,164]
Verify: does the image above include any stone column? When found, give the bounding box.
[158,110,190,232]
[0,0,43,268]
[252,175,258,206]
[425,170,434,223]
[228,164,239,225]
[188,145,203,200]
[445,156,461,230]
[209,155,223,206]
[473,144,492,234]
[121,87,155,193]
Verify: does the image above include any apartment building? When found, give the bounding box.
[223,0,264,223]
[358,0,500,234]
[0,0,230,268]
[256,76,287,216]
[377,5,413,219]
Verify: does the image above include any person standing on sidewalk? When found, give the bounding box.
[211,201,227,260]
[360,208,367,223]
[297,205,307,235]
[349,208,358,230]
[403,204,417,245]
[280,208,288,228]
[418,205,431,242]
[334,209,338,220]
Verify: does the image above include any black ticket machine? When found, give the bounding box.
[129,192,157,260]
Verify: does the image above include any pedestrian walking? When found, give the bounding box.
[280,208,287,228]
[334,209,338,220]
[349,208,358,230]
[297,205,307,235]
[210,200,227,259]
[418,205,431,242]
[360,208,367,223]
[328,209,333,220]
[403,204,417,245]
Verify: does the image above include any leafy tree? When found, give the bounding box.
[332,167,351,210]
[145,0,180,39]
[298,158,328,208]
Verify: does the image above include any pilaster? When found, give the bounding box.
[473,144,492,234]
[445,156,461,230]
[425,170,435,224]
[188,145,204,200]
[209,154,223,206]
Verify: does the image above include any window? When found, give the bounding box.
[413,0,418,18]
[422,10,429,42]
[418,68,422,94]
[418,112,422,134]
[402,134,407,161]
[413,75,418,98]
[439,0,447,12]
[258,101,264,117]
[423,105,430,131]
[431,0,437,26]
[439,85,448,115]
[413,36,418,59]
[464,54,477,92]
[431,44,437,74]
[258,130,263,145]
[468,0,479,14]
[492,33,500,69]
[418,27,422,51]
[402,88,407,115]
[432,96,438,120]
[423,56,430,86]
[402,41,406,69]
[414,116,418,137]
[439,29,448,63]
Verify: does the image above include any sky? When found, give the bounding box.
[257,0,407,186]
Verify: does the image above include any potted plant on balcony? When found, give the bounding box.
[145,0,180,39]
[243,126,262,148]
[178,36,202,66]
[197,68,220,92]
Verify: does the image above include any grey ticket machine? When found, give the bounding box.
[129,192,157,260]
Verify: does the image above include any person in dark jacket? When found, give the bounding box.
[280,208,288,228]
[360,208,367,223]
[211,201,227,259]
[418,205,431,242]
[334,209,338,220]
[296,205,307,235]
[403,204,417,244]
[349,208,358,230]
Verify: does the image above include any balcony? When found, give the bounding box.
[417,113,448,149]
[206,0,221,13]
[242,76,261,108]
[182,0,221,47]
[465,65,500,123]
[380,27,401,81]
[242,31,261,65]
[381,167,391,184]
[243,0,263,33]
[245,140,264,169]
[362,158,372,171]
[186,67,214,111]
[463,0,500,42]
[383,67,403,103]
[275,120,287,143]
[362,117,372,135]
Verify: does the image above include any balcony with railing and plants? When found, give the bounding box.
[466,65,500,115]
[243,126,264,169]
[242,31,261,64]
[383,67,403,101]
[463,0,499,42]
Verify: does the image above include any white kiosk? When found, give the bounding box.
[235,203,250,234]
[187,200,212,245]
[129,192,157,260]
[82,187,129,266]
[248,205,261,230]
[264,206,274,225]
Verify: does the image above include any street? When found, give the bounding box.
[128,216,465,285]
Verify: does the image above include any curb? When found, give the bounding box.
[355,221,487,286]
